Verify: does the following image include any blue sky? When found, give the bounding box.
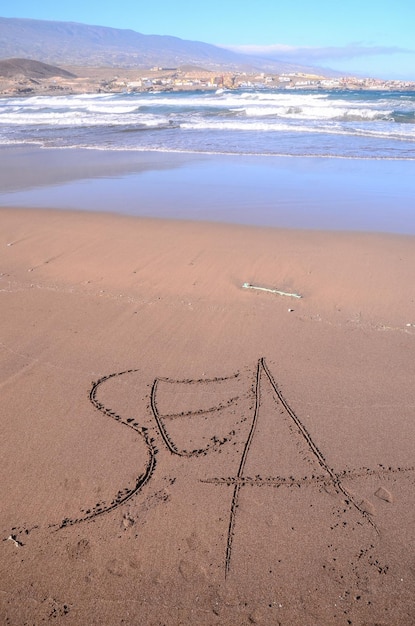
[2,0,415,80]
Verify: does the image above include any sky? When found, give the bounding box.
[2,0,415,80]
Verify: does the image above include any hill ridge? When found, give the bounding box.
[0,16,332,75]
[0,57,76,79]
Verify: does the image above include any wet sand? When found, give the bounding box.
[1,147,415,234]
[1,206,414,625]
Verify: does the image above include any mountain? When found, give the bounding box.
[0,58,75,79]
[0,17,331,75]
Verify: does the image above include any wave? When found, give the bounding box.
[1,88,415,158]
[241,105,395,121]
[34,144,415,162]
[2,90,414,126]
[179,118,415,140]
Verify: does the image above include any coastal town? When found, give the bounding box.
[108,67,415,92]
[1,61,414,97]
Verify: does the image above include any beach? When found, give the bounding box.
[1,199,415,624]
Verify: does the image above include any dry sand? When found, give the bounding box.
[1,207,414,625]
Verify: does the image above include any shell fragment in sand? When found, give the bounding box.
[374,486,394,503]
[7,535,23,547]
[242,283,302,299]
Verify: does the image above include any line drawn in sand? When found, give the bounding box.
[202,358,379,576]
[53,358,413,576]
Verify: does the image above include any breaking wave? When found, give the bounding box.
[0,88,414,158]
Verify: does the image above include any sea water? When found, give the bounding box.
[1,89,415,158]
[0,89,414,233]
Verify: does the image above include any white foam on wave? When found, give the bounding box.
[180,117,415,140]
[0,108,170,128]
[235,91,329,102]
[180,119,292,132]
[1,90,411,126]
[86,104,140,114]
[1,89,414,157]
[239,99,394,121]
[28,143,415,161]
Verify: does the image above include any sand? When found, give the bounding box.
[1,207,414,625]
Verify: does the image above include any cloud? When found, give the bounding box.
[221,43,412,62]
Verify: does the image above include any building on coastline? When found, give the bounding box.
[1,64,414,97]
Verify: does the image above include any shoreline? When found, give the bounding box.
[1,146,415,236]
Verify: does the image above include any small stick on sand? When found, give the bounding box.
[242,282,302,299]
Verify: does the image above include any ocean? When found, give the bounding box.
[1,88,415,159]
[1,88,414,233]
